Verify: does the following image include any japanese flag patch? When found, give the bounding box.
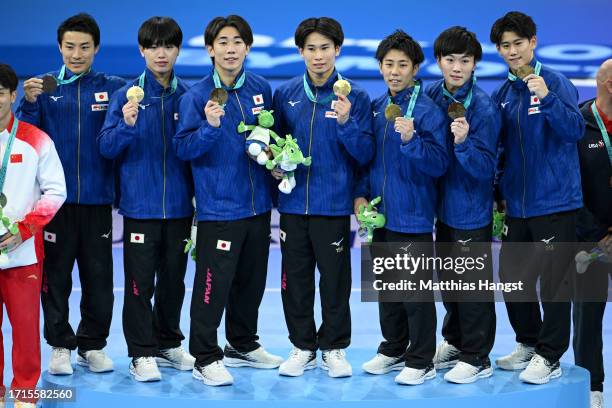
[216,240,231,251]
[530,95,540,105]
[95,92,109,102]
[44,231,56,243]
[130,233,145,244]
[252,94,264,105]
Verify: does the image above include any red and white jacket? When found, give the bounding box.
[0,113,66,269]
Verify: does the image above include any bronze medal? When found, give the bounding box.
[210,88,228,105]
[126,86,145,103]
[448,102,466,120]
[333,79,351,97]
[42,75,58,94]
[515,65,534,79]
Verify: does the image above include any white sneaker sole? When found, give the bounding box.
[519,367,562,384]
[434,359,459,370]
[223,356,282,369]
[444,367,493,384]
[156,357,194,371]
[76,355,114,373]
[395,369,436,385]
[362,361,405,375]
[278,359,317,377]
[48,365,73,376]
[321,360,352,378]
[192,368,233,386]
[495,359,532,371]
[129,365,161,382]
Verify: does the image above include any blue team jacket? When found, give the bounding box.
[426,78,501,230]
[272,71,374,216]
[173,70,273,221]
[491,60,585,218]
[359,84,449,233]
[98,69,194,219]
[16,68,126,205]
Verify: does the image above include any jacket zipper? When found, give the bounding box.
[305,89,317,215]
[517,96,526,217]
[234,91,257,215]
[77,78,81,203]
[381,121,389,214]
[161,92,167,219]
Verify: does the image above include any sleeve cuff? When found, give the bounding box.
[17,222,34,241]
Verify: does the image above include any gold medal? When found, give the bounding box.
[448,102,466,120]
[126,86,145,103]
[42,75,57,93]
[333,79,351,97]
[384,104,402,122]
[515,65,534,79]
[210,88,228,105]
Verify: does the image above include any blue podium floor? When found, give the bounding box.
[1,248,610,406]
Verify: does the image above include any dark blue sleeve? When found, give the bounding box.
[98,89,137,159]
[400,106,449,177]
[454,104,501,181]
[336,90,374,165]
[173,91,222,161]
[15,96,42,127]
[539,75,585,143]
[272,87,288,138]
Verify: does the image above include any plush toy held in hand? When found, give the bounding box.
[238,110,282,166]
[357,196,386,243]
[265,134,312,194]
[0,205,19,267]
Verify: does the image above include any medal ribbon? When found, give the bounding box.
[0,117,19,200]
[138,70,178,97]
[508,60,542,81]
[442,76,476,110]
[386,79,421,119]
[303,72,344,105]
[213,69,246,91]
[591,102,612,168]
[56,65,89,85]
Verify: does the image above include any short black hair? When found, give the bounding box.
[294,17,344,49]
[490,11,537,45]
[434,26,482,61]
[57,13,101,47]
[204,15,253,47]
[0,63,18,93]
[138,17,183,48]
[375,30,424,65]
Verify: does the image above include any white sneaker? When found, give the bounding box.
[362,353,405,375]
[129,357,162,382]
[223,345,284,369]
[321,349,352,378]
[395,363,436,385]
[77,349,114,373]
[495,343,536,371]
[518,354,562,384]
[156,347,195,371]
[433,340,461,370]
[192,360,234,386]
[591,391,604,408]
[48,347,73,375]
[278,347,317,377]
[444,359,493,384]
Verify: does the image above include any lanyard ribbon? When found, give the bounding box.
[386,79,421,119]
[138,70,178,97]
[303,72,344,105]
[56,65,89,85]
[213,69,246,91]
[442,76,476,110]
[591,102,612,168]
